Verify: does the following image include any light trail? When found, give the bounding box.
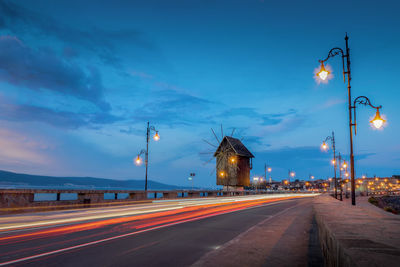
[0,194,318,266]
[0,194,315,232]
[0,199,295,266]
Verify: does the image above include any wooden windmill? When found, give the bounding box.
[214,136,254,191]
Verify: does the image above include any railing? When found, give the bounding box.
[0,189,315,213]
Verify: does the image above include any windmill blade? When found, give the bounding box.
[202,139,217,148]
[203,157,214,166]
[220,124,224,139]
[209,167,216,176]
[199,151,214,155]
[230,128,235,137]
[211,128,220,143]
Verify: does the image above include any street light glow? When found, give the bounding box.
[267,167,272,172]
[290,172,295,177]
[321,141,328,150]
[134,156,142,166]
[370,109,386,129]
[317,62,330,80]
[153,131,160,141]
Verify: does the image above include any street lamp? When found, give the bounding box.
[265,163,272,184]
[316,34,385,205]
[288,169,295,188]
[253,176,259,192]
[135,121,160,192]
[353,96,386,132]
[321,131,338,198]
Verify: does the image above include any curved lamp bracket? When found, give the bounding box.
[319,47,346,83]
[352,96,382,135]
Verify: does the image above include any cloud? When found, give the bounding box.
[0,36,110,110]
[315,97,346,110]
[258,113,305,134]
[215,107,298,127]
[132,89,215,126]
[0,99,122,129]
[0,1,153,66]
[0,128,49,165]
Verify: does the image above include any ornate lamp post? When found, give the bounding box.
[265,164,272,184]
[135,121,160,191]
[316,34,385,205]
[321,131,338,199]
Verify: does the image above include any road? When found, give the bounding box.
[0,194,321,266]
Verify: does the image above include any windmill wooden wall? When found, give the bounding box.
[214,136,254,188]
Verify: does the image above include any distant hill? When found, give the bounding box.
[0,170,183,190]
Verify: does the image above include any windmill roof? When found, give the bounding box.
[214,136,254,158]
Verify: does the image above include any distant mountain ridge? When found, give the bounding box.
[0,170,182,190]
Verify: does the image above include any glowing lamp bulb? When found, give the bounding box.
[317,62,329,80]
[291,172,295,177]
[230,157,236,163]
[219,171,225,177]
[153,132,160,141]
[331,159,336,165]
[370,109,386,129]
[321,142,328,151]
[134,156,142,165]
[267,167,272,172]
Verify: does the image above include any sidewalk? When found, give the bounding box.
[314,195,400,267]
[191,197,323,267]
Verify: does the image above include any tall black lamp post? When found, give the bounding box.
[321,131,338,199]
[135,121,160,191]
[316,34,386,205]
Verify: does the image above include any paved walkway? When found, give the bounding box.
[192,197,323,267]
[314,195,400,267]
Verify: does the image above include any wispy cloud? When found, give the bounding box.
[0,129,49,165]
[132,89,216,126]
[0,1,153,66]
[0,97,122,129]
[0,36,110,110]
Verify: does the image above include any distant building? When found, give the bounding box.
[214,136,254,190]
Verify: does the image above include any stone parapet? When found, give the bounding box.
[314,195,400,267]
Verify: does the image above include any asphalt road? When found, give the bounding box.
[0,194,320,266]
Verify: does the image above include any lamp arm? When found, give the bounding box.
[138,149,146,156]
[319,47,346,83]
[319,47,345,63]
[149,126,158,132]
[324,135,333,143]
[352,96,382,135]
[353,96,382,109]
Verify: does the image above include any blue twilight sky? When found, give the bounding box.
[0,0,399,188]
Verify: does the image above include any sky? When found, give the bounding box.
[0,0,399,188]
